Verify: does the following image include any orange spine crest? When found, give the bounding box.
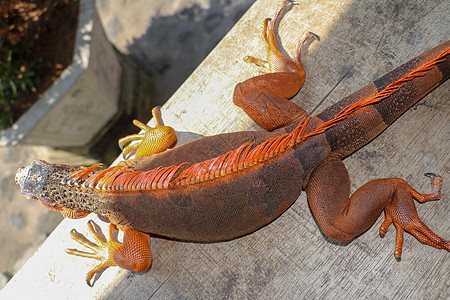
[64,164,184,192]
[61,163,103,186]
[169,47,448,187]
[62,47,448,191]
[306,47,449,140]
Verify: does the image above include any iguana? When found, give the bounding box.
[15,0,449,286]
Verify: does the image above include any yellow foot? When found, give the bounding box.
[118,107,177,159]
[66,220,122,286]
[66,220,152,286]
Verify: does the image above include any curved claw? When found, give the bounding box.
[118,107,177,159]
[412,174,443,203]
[379,215,392,238]
[243,55,269,68]
[294,31,320,64]
[243,0,318,76]
[66,220,152,286]
[424,172,437,178]
[379,176,449,260]
[118,133,145,151]
[66,221,119,286]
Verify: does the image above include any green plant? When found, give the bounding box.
[0,39,46,129]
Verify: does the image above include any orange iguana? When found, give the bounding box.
[15,1,449,286]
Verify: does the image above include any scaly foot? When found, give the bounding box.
[66,221,123,286]
[243,0,318,74]
[66,220,152,286]
[379,174,449,260]
[118,107,177,159]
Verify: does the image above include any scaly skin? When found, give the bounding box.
[15,1,449,286]
[118,107,177,158]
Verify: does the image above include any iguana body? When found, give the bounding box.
[15,1,449,286]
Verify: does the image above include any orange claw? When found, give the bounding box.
[243,0,318,75]
[118,107,177,159]
[379,174,449,261]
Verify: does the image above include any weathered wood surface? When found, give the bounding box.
[2,0,449,298]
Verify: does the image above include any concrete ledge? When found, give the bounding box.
[0,0,150,147]
[2,0,449,298]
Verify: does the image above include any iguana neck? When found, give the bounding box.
[16,160,112,218]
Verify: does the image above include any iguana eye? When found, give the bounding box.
[24,195,37,201]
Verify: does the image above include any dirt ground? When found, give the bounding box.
[0,0,78,120]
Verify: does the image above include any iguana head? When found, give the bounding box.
[16,160,56,199]
[16,160,90,219]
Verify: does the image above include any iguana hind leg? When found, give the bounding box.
[66,220,151,286]
[233,0,318,131]
[306,156,449,260]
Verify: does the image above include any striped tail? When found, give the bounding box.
[316,41,449,155]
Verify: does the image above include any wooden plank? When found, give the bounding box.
[2,0,449,298]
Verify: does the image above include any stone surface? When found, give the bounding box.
[96,0,254,104]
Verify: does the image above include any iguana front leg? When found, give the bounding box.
[233,0,318,131]
[118,107,177,158]
[67,221,151,286]
[65,107,176,285]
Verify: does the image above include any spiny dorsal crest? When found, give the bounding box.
[62,163,186,191]
[62,47,449,192]
[171,115,311,186]
[62,117,311,191]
